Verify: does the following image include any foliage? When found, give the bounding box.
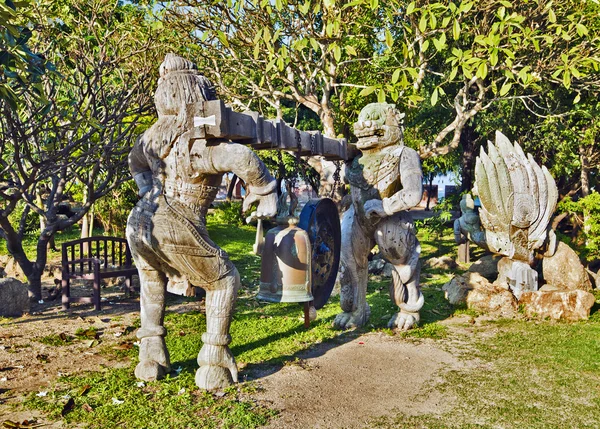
[210,201,246,227]
[0,0,50,109]
[0,0,168,299]
[94,181,139,237]
[558,192,600,261]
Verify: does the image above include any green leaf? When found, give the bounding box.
[346,45,357,56]
[309,38,319,51]
[453,19,460,40]
[448,66,458,81]
[419,13,427,32]
[422,39,429,52]
[275,0,283,10]
[548,8,556,23]
[385,29,394,48]
[430,87,439,106]
[324,0,335,9]
[360,86,377,97]
[370,0,379,10]
[299,1,310,14]
[490,50,498,66]
[217,30,229,48]
[476,62,488,79]
[500,82,512,96]
[576,23,588,37]
[563,70,571,89]
[573,93,581,104]
[392,68,401,84]
[333,44,341,62]
[406,2,416,15]
[377,89,386,103]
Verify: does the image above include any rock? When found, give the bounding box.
[542,241,592,292]
[468,255,501,280]
[0,278,30,316]
[466,281,517,317]
[519,289,596,321]
[442,272,496,305]
[2,257,25,280]
[382,262,394,278]
[368,259,386,275]
[424,256,457,270]
[442,276,470,305]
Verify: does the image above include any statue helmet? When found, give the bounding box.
[154,53,217,116]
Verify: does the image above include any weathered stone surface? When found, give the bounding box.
[2,256,25,280]
[519,290,595,321]
[466,282,517,317]
[442,272,496,305]
[0,278,30,316]
[335,103,424,332]
[368,258,386,275]
[382,262,395,278]
[424,256,457,271]
[542,241,592,292]
[468,255,501,280]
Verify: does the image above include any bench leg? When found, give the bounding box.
[61,277,70,311]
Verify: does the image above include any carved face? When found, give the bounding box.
[353,103,404,150]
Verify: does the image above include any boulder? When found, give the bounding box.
[542,241,592,292]
[519,289,596,321]
[442,272,491,305]
[468,254,501,281]
[424,256,457,270]
[368,258,386,275]
[0,278,30,316]
[466,282,518,317]
[382,262,394,278]
[2,257,25,280]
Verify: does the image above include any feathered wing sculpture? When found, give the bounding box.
[473,131,558,264]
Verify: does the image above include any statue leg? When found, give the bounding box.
[195,267,240,390]
[334,206,373,329]
[376,213,424,330]
[135,267,171,380]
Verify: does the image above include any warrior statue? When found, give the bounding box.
[126,54,277,390]
[334,103,424,331]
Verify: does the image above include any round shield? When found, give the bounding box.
[298,198,341,309]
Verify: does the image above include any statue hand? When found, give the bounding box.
[244,190,277,222]
[364,199,387,219]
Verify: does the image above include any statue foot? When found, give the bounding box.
[195,366,235,391]
[135,336,171,381]
[196,344,238,390]
[333,303,371,329]
[388,310,419,330]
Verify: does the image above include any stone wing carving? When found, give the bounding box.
[474,131,558,260]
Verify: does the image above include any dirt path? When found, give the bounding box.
[250,332,465,429]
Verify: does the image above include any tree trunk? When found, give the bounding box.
[425,175,434,211]
[580,145,590,198]
[459,124,478,193]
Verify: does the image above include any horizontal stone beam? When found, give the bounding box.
[185,100,354,161]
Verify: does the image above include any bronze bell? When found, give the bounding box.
[258,217,313,303]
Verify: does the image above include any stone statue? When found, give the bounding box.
[334,103,424,330]
[473,131,557,298]
[453,194,488,262]
[126,54,277,390]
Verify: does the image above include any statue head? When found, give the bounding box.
[154,53,217,116]
[460,194,475,213]
[353,103,404,150]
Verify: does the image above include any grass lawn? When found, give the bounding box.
[10,216,600,428]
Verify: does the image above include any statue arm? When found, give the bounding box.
[128,136,152,197]
[381,149,423,215]
[203,142,277,217]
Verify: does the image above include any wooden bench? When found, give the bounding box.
[61,237,138,311]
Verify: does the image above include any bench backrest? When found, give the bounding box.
[62,236,132,274]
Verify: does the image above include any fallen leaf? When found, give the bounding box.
[78,384,91,396]
[61,397,75,416]
[111,398,124,405]
[112,343,133,351]
[82,403,93,413]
